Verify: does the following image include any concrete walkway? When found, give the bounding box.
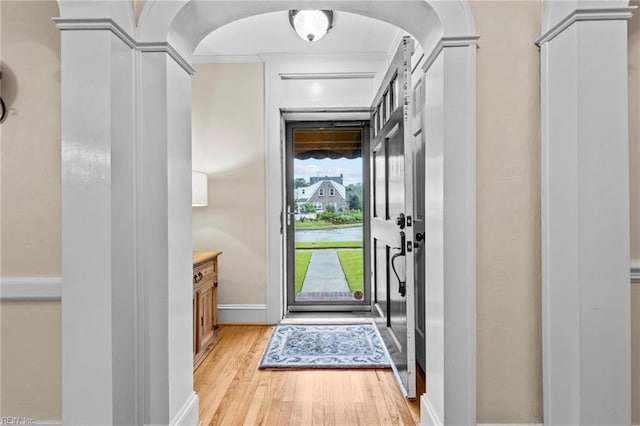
[297,249,356,301]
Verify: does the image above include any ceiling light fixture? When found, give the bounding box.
[289,10,333,42]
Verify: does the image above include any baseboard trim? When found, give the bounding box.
[169,391,199,426]
[418,392,542,426]
[217,304,267,324]
[419,394,442,426]
[0,276,62,301]
[479,424,543,426]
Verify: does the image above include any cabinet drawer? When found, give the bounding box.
[193,261,215,284]
[195,277,215,293]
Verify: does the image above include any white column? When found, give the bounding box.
[58,18,198,425]
[57,20,137,425]
[421,38,478,426]
[539,8,632,425]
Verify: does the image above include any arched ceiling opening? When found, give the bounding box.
[193,10,403,58]
[136,1,476,61]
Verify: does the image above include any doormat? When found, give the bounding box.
[258,324,391,369]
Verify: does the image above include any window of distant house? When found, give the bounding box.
[329,188,335,196]
[319,189,324,196]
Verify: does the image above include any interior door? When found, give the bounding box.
[371,36,416,398]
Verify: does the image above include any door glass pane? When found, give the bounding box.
[382,92,388,124]
[292,127,365,304]
[392,73,399,112]
[372,111,378,137]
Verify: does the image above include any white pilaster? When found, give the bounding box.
[421,38,478,426]
[57,22,137,425]
[137,49,195,425]
[538,6,632,425]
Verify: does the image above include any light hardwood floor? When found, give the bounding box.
[194,325,422,425]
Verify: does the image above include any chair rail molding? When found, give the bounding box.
[0,276,62,301]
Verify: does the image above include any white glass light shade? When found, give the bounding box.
[290,10,332,42]
[192,171,208,207]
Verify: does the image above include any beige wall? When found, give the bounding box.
[0,1,62,420]
[471,0,543,422]
[191,63,267,306]
[133,0,145,23]
[629,2,640,424]
[1,0,60,275]
[0,302,61,419]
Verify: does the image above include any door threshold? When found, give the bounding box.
[288,305,371,312]
[282,310,374,324]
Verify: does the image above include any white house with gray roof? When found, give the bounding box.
[295,178,348,212]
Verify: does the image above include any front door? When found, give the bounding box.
[371,37,416,398]
[285,120,371,311]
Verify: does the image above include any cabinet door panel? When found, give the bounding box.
[199,284,214,351]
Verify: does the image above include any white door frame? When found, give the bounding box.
[56,1,478,424]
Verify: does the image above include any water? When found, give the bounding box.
[295,226,363,242]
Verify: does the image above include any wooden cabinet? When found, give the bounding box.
[193,251,222,369]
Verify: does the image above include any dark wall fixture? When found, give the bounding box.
[0,70,6,123]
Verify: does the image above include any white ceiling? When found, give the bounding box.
[194,10,404,58]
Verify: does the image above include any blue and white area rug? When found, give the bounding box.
[259,324,391,369]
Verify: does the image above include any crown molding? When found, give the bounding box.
[422,36,480,73]
[53,18,194,75]
[536,7,636,45]
[259,52,388,63]
[192,55,263,64]
[137,42,195,75]
[54,18,136,49]
[280,72,375,80]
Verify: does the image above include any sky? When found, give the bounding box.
[294,158,362,185]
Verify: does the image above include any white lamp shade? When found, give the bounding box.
[292,10,331,42]
[192,171,208,207]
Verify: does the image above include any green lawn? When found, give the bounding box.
[295,221,362,230]
[337,250,364,293]
[295,241,363,250]
[295,251,312,293]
